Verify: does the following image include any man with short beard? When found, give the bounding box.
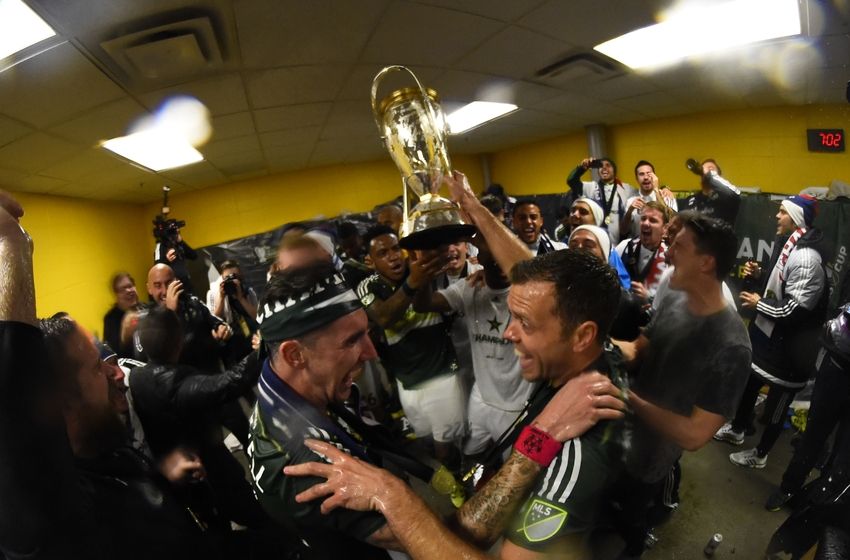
[720,195,828,470]
[615,201,671,303]
[622,160,678,239]
[0,190,233,559]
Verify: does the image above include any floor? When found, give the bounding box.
[641,429,796,559]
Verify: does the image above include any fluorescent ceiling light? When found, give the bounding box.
[594,0,801,69]
[0,0,56,60]
[447,101,518,134]
[102,130,203,171]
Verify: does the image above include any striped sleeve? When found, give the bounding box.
[756,248,824,319]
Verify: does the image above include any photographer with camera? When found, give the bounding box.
[154,217,197,293]
[207,260,258,366]
[567,156,635,244]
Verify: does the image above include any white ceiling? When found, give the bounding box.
[0,0,846,203]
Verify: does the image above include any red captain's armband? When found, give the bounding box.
[514,425,563,467]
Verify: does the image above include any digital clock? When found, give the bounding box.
[807,129,845,152]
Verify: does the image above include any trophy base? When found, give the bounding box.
[399,224,476,250]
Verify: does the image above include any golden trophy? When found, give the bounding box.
[371,65,475,249]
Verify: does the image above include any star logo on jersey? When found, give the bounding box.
[518,498,568,543]
[487,314,502,333]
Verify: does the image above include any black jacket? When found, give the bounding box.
[129,351,261,458]
[0,322,222,560]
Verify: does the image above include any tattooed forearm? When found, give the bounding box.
[454,450,542,548]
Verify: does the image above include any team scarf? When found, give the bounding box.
[755,227,807,338]
[765,226,807,296]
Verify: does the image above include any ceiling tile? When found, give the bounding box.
[321,101,375,140]
[0,133,84,174]
[0,42,125,128]
[140,73,250,116]
[360,3,504,66]
[235,0,388,67]
[48,98,149,144]
[159,161,228,188]
[202,135,262,159]
[266,142,314,171]
[210,112,256,141]
[337,64,444,102]
[260,126,321,149]
[454,26,573,79]
[254,102,332,132]
[414,0,546,22]
[39,149,128,182]
[517,0,663,47]
[0,116,35,148]
[245,65,349,108]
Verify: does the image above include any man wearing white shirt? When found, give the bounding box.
[622,160,678,239]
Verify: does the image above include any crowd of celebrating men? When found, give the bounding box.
[1,153,848,560]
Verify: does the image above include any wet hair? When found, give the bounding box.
[261,261,339,356]
[677,211,737,280]
[642,200,673,224]
[510,250,620,343]
[337,221,360,239]
[479,195,504,217]
[362,224,397,252]
[110,272,134,293]
[39,315,82,397]
[701,158,722,176]
[137,306,183,364]
[218,259,240,273]
[512,199,541,216]
[634,160,655,175]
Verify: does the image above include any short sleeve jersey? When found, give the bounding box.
[248,364,390,559]
[627,297,752,483]
[356,273,457,389]
[439,281,534,411]
[505,347,627,550]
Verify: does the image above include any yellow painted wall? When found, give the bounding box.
[7,103,846,333]
[10,192,150,336]
[145,154,485,248]
[490,103,849,196]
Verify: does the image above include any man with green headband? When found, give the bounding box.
[247,262,403,558]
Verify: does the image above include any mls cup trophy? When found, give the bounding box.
[371,65,475,249]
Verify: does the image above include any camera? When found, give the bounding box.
[588,159,604,169]
[152,216,186,244]
[222,273,241,298]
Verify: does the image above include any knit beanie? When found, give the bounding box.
[781,194,818,228]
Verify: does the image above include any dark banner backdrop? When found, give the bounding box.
[192,194,850,314]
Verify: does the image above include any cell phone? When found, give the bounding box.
[588,159,603,169]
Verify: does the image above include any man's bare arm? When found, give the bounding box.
[629,392,726,451]
[456,371,626,547]
[455,450,542,547]
[0,190,35,326]
[612,334,648,371]
[366,523,406,552]
[412,279,452,314]
[445,172,532,276]
[367,251,446,328]
[286,440,487,560]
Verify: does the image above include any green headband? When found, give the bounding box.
[257,273,363,341]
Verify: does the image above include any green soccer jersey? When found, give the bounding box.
[248,364,391,559]
[505,346,627,552]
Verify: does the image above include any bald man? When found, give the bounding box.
[144,263,231,371]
